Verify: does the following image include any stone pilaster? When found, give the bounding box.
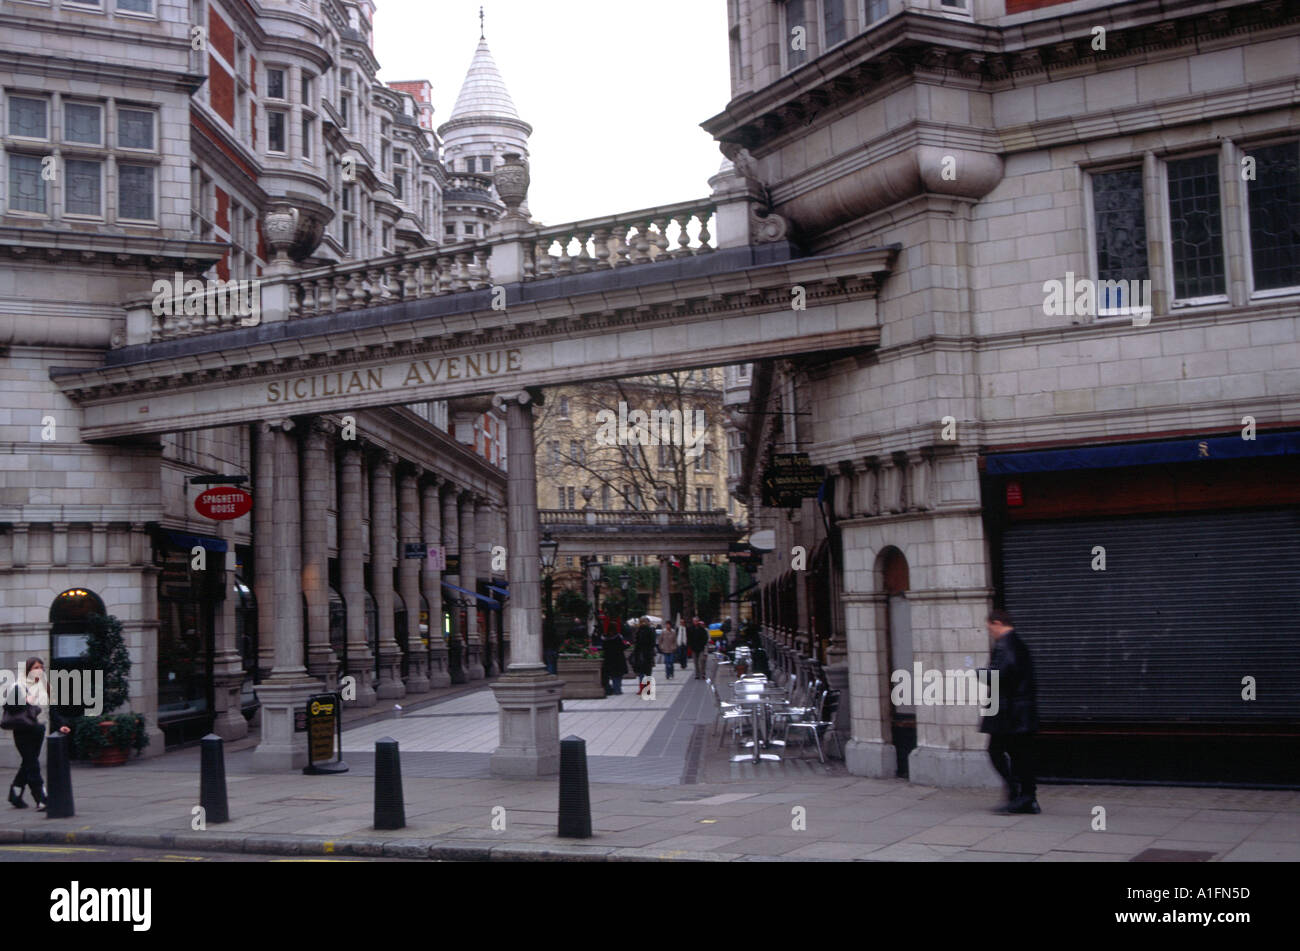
[339,442,376,706]
[488,390,561,778]
[476,496,498,676]
[302,418,340,687]
[441,482,465,683]
[398,464,431,692]
[210,515,248,741]
[421,475,451,687]
[659,555,672,625]
[253,423,276,680]
[369,449,405,700]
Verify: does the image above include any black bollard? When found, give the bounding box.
[557,735,592,839]
[373,737,405,830]
[44,732,74,819]
[199,734,229,824]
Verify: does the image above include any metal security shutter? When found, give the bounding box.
[1001,508,1300,725]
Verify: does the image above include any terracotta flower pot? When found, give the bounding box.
[92,721,128,767]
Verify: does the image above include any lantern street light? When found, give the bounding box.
[585,556,604,637]
[539,532,559,665]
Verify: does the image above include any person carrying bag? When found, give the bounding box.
[5,657,70,811]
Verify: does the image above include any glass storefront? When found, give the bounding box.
[48,587,106,721]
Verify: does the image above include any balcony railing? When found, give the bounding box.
[539,507,733,528]
[141,196,717,341]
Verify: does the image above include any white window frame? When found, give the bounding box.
[116,106,156,152]
[1239,136,1300,302]
[6,94,50,141]
[266,109,288,154]
[1161,150,1231,310]
[1083,162,1153,323]
[116,161,157,223]
[63,157,104,219]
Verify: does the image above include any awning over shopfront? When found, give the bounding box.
[163,531,228,552]
[985,431,1300,475]
[487,584,510,599]
[440,581,500,610]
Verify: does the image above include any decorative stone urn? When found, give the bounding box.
[557,655,605,699]
[262,197,333,266]
[263,202,300,265]
[495,152,530,218]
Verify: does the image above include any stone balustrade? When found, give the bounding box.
[137,196,719,343]
[538,507,732,528]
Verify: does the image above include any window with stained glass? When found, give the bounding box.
[1245,141,1300,292]
[1166,154,1226,300]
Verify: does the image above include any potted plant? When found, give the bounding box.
[69,614,150,764]
[556,634,605,699]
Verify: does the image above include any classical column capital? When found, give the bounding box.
[398,460,424,482]
[261,418,296,434]
[304,417,336,450]
[369,447,399,471]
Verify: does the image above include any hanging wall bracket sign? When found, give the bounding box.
[194,487,253,520]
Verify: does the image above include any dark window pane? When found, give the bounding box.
[268,111,285,152]
[1167,154,1226,299]
[1246,142,1300,291]
[65,158,102,215]
[7,153,46,213]
[8,97,47,139]
[785,0,807,69]
[118,163,154,220]
[824,0,846,46]
[64,103,102,144]
[267,69,285,100]
[118,109,154,149]
[1092,167,1149,308]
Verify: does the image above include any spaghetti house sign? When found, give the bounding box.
[195,488,253,520]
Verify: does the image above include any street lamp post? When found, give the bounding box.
[620,568,631,618]
[585,557,603,639]
[540,532,559,673]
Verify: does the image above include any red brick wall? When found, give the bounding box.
[208,6,234,62]
[208,57,234,125]
[1007,0,1075,12]
[216,251,230,282]
[215,186,229,231]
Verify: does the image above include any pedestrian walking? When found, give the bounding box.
[720,617,732,650]
[632,616,657,693]
[4,658,70,811]
[601,628,628,695]
[657,622,678,679]
[674,614,688,670]
[687,616,710,679]
[980,610,1041,815]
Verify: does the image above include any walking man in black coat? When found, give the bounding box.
[980,609,1041,815]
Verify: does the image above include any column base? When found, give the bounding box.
[428,649,452,689]
[466,642,485,680]
[845,739,897,778]
[251,680,326,771]
[404,653,432,694]
[375,650,406,700]
[907,746,1003,789]
[488,671,563,779]
[343,652,377,707]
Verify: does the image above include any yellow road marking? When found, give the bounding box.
[0,845,105,854]
[269,857,365,862]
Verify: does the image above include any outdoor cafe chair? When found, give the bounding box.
[782,689,841,764]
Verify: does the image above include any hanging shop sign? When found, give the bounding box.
[761,453,825,508]
[194,487,253,521]
[404,543,427,560]
[426,544,446,571]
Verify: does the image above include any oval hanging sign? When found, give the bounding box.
[195,487,253,520]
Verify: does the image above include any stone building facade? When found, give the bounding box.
[0,0,519,764]
[714,0,1300,785]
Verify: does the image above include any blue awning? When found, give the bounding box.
[440,582,500,610]
[487,585,510,599]
[165,531,228,553]
[985,431,1300,475]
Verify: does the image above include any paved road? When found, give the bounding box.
[0,843,420,862]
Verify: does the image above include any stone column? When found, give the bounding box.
[253,423,276,681]
[398,464,431,693]
[339,442,376,706]
[476,496,498,676]
[302,418,339,687]
[253,418,325,771]
[460,490,484,680]
[210,515,248,741]
[497,501,511,668]
[659,555,672,625]
[422,475,451,687]
[488,390,561,778]
[370,450,405,700]
[442,483,465,683]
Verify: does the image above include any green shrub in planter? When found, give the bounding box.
[72,713,150,756]
[67,613,148,759]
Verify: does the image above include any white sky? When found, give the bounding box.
[373,0,732,226]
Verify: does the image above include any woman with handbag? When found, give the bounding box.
[5,657,70,810]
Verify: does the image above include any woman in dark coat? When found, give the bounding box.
[601,629,628,695]
[7,657,70,810]
[632,617,657,690]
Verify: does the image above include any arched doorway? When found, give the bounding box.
[880,547,914,777]
[48,588,106,720]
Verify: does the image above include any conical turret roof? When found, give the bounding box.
[449,38,520,122]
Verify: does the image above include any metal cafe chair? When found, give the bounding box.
[770,677,820,737]
[707,678,750,746]
[783,689,841,764]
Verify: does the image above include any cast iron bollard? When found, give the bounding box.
[557,735,591,838]
[373,737,405,830]
[199,734,229,824]
[44,732,74,819]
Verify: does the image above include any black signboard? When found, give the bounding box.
[302,692,348,775]
[761,452,825,508]
[404,543,427,560]
[442,554,461,574]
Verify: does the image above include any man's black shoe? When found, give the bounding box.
[1007,797,1041,814]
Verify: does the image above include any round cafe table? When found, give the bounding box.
[728,681,787,764]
